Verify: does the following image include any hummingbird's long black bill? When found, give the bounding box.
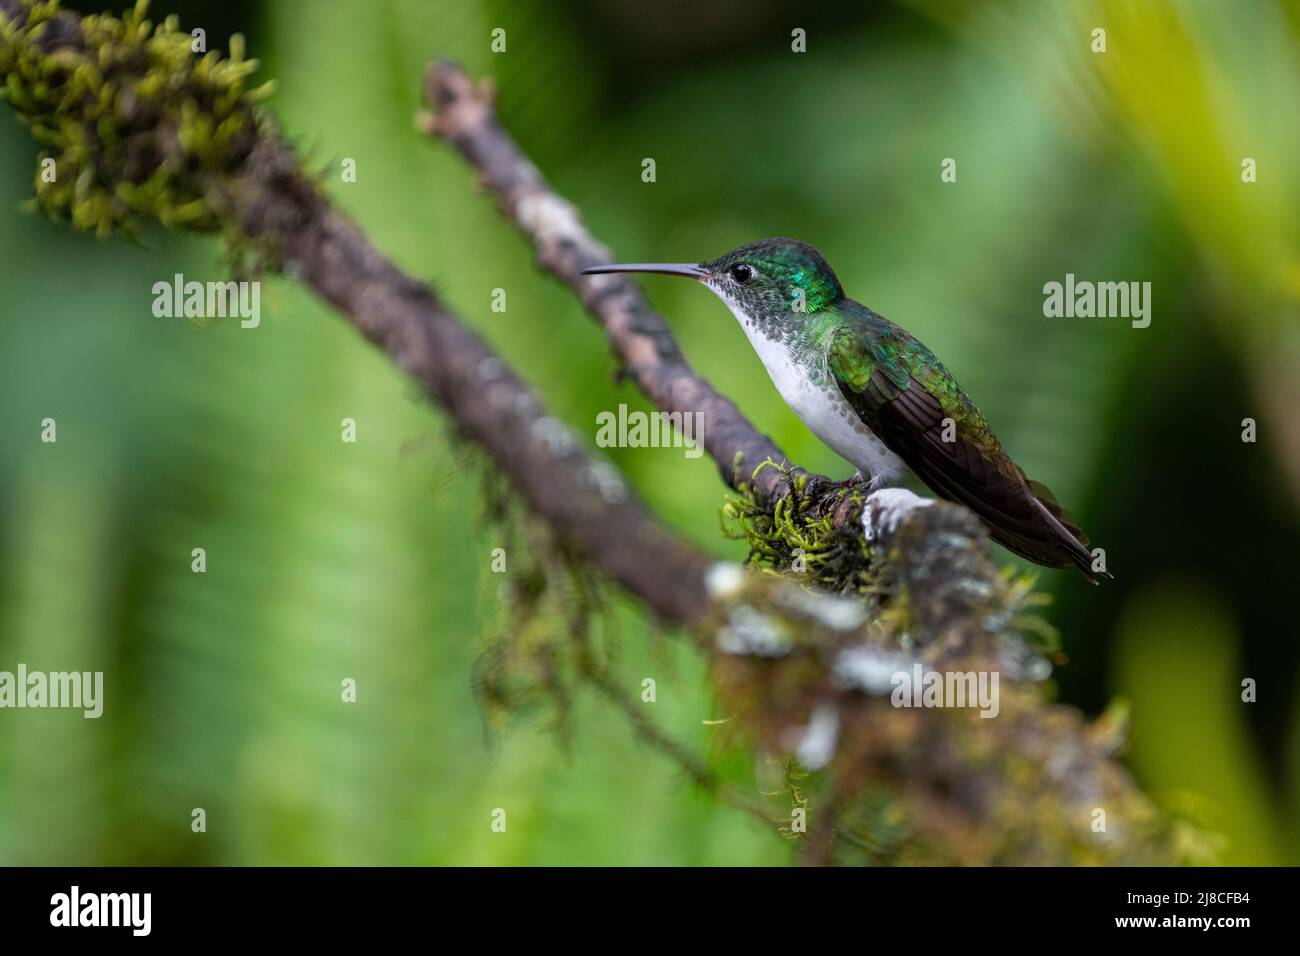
[580,263,708,279]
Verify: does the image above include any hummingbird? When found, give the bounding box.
[582,238,1106,582]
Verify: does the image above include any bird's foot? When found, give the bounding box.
[804,471,876,504]
[851,469,885,493]
[802,474,844,503]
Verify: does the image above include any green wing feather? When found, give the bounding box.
[827,314,1102,580]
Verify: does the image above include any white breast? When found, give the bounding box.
[715,295,905,485]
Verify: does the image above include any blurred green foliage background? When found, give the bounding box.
[1,0,1298,865]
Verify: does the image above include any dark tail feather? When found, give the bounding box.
[914,464,1110,583]
[1005,478,1110,584]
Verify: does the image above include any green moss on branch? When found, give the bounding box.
[0,0,273,236]
[722,461,877,595]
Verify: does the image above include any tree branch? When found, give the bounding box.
[225,135,718,626]
[421,61,807,505]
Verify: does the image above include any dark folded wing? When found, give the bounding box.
[827,324,1101,579]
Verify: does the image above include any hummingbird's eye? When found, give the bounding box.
[729,263,754,284]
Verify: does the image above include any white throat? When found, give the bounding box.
[704,285,905,486]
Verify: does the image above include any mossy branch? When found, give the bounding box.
[1,0,1185,864]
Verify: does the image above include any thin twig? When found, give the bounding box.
[422,60,814,506]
